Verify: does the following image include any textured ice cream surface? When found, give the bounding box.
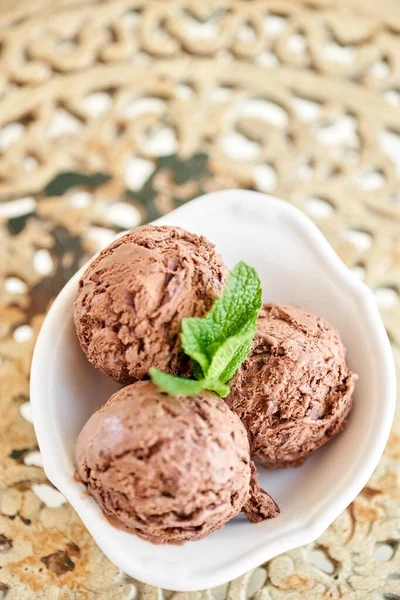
[75,381,279,545]
[74,225,227,383]
[226,304,358,469]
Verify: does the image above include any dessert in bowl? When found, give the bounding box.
[30,190,395,591]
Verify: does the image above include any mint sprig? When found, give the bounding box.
[150,261,262,398]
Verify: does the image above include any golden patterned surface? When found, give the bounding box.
[0,0,399,598]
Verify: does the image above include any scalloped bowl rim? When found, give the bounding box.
[30,190,396,591]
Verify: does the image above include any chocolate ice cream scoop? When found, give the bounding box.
[75,381,279,545]
[74,225,227,383]
[226,304,357,469]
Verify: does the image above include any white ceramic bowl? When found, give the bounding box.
[31,190,396,591]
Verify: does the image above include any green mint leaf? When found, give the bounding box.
[180,318,213,375]
[150,368,230,399]
[206,325,255,382]
[181,262,262,382]
[150,368,205,397]
[204,261,262,343]
[218,338,254,383]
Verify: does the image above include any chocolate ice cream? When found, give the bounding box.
[226,304,357,469]
[75,381,279,544]
[74,225,227,383]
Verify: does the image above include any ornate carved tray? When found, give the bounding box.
[0,1,399,598]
